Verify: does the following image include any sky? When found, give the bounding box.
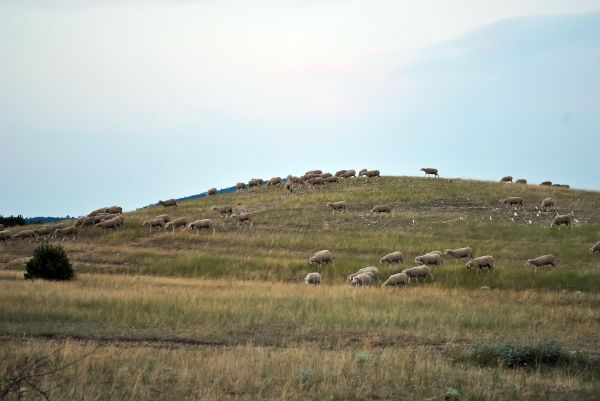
[1,0,599,216]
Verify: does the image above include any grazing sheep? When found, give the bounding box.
[527,254,557,267]
[268,177,282,187]
[348,266,380,283]
[306,177,325,187]
[208,188,217,196]
[88,207,109,217]
[165,217,188,232]
[466,255,494,270]
[589,241,600,254]
[425,251,444,256]
[305,170,322,175]
[158,199,177,208]
[335,169,348,177]
[0,230,12,242]
[557,184,570,189]
[370,205,392,215]
[154,214,170,223]
[540,181,552,186]
[350,272,374,287]
[340,170,356,178]
[319,173,333,179]
[364,170,380,178]
[108,206,123,214]
[325,176,339,184]
[53,226,79,241]
[188,219,213,233]
[326,201,347,214]
[402,265,433,280]
[379,251,405,265]
[358,169,368,176]
[541,198,554,209]
[14,230,36,241]
[444,247,473,260]
[414,253,444,266]
[33,226,55,239]
[248,179,262,188]
[236,182,247,192]
[308,250,334,265]
[382,272,410,287]
[500,176,513,183]
[515,179,527,184]
[78,216,102,227]
[420,168,439,177]
[142,218,166,232]
[302,173,321,181]
[231,213,252,227]
[288,176,303,184]
[551,214,572,228]
[95,219,121,230]
[304,272,321,285]
[285,182,293,194]
[213,205,233,217]
[501,197,523,207]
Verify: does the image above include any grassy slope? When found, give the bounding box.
[2,176,599,289]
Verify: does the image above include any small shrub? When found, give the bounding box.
[472,340,569,368]
[299,368,313,385]
[25,242,74,281]
[356,351,372,367]
[444,387,460,400]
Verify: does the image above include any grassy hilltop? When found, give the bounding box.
[1,176,600,401]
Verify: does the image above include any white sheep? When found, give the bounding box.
[304,272,321,285]
[158,199,177,207]
[188,219,213,234]
[541,198,554,210]
[370,205,392,215]
[414,253,444,266]
[466,255,494,270]
[444,247,473,260]
[402,265,433,281]
[348,266,380,283]
[381,272,410,287]
[350,272,373,287]
[379,251,405,265]
[14,230,36,241]
[527,254,557,267]
[0,230,12,242]
[326,201,347,214]
[165,217,188,232]
[308,250,334,265]
[53,226,79,241]
[143,218,166,232]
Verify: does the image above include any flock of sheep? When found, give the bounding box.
[2,168,599,287]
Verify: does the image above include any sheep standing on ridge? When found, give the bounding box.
[358,169,368,177]
[268,177,282,187]
[363,170,380,178]
[53,226,79,241]
[527,254,557,267]
[308,250,334,266]
[379,251,405,265]
[236,182,247,192]
[108,206,123,214]
[515,179,527,184]
[551,215,572,228]
[541,198,554,210]
[414,253,444,266]
[305,169,322,175]
[325,176,339,184]
[304,272,321,285]
[340,170,356,178]
[420,168,439,177]
[589,241,600,254]
[88,207,109,217]
[326,201,347,214]
[188,219,213,234]
[402,265,433,281]
[335,170,348,177]
[158,199,177,208]
[500,176,513,183]
[444,247,473,261]
[540,181,552,186]
[382,272,410,287]
[501,197,523,208]
[95,219,121,230]
[165,217,188,232]
[208,188,217,196]
[466,255,494,270]
[0,230,12,242]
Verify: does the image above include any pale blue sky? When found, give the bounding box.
[1,1,599,216]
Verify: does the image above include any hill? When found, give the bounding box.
[2,175,599,290]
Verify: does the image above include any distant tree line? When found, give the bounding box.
[0,215,27,227]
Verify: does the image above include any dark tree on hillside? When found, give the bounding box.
[0,215,27,227]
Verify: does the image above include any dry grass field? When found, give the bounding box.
[1,176,599,400]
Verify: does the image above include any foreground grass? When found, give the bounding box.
[2,338,598,401]
[1,272,598,352]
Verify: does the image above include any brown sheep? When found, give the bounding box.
[236,182,247,192]
[213,205,233,217]
[326,201,347,214]
[444,247,473,260]
[340,170,356,178]
[325,176,340,183]
[370,205,392,215]
[414,253,444,266]
[95,219,121,230]
[501,197,523,207]
[335,169,348,177]
[420,168,439,177]
[188,219,213,234]
[33,226,55,240]
[541,198,554,209]
[358,169,368,176]
[589,241,600,254]
[88,207,109,217]
[231,213,252,227]
[0,230,12,242]
[108,206,123,214]
[142,218,166,232]
[540,181,552,186]
[551,215,572,228]
[306,177,325,187]
[305,169,322,175]
[379,251,405,264]
[158,199,177,207]
[248,179,263,188]
[363,170,380,178]
[382,272,410,287]
[14,230,36,241]
[466,255,494,270]
[527,254,557,267]
[515,179,527,184]
[268,177,282,187]
[208,188,217,196]
[500,176,513,183]
[319,173,333,179]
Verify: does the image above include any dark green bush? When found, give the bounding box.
[472,340,569,368]
[25,242,74,281]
